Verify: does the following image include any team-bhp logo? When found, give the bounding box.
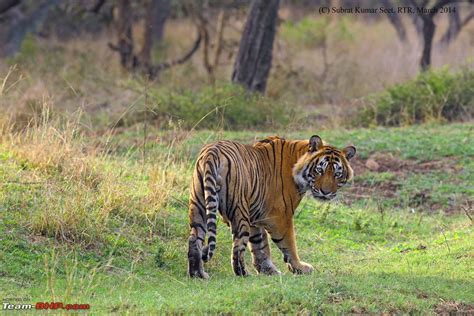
[3,302,90,311]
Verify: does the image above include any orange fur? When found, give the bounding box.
[187,135,355,278]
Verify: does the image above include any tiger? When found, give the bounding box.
[187,135,356,278]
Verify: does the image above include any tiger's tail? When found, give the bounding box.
[201,152,219,262]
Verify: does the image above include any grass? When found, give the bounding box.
[1,117,473,313]
[0,8,473,313]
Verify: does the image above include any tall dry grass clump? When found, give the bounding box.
[0,102,190,245]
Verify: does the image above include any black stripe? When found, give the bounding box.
[208,227,216,234]
[207,213,217,219]
[271,237,284,243]
[238,231,250,239]
[204,185,216,195]
[249,235,263,244]
[191,223,206,233]
[205,196,217,203]
[256,245,268,251]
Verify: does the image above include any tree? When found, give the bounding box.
[197,7,226,84]
[0,0,108,57]
[109,0,201,79]
[0,0,20,15]
[151,0,170,43]
[408,0,463,71]
[139,0,171,67]
[231,0,280,93]
[414,0,446,71]
[112,0,134,69]
[0,0,59,57]
[381,0,407,42]
[439,5,474,46]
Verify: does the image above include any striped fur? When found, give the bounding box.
[187,135,355,278]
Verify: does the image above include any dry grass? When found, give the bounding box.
[0,103,190,244]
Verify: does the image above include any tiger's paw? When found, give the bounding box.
[289,261,313,274]
[255,258,281,276]
[260,267,281,276]
[233,258,248,277]
[233,265,248,277]
[189,269,209,279]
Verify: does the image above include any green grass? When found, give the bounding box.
[1,122,473,314]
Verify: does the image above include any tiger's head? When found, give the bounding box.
[293,135,356,201]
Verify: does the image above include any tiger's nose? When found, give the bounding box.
[321,188,331,195]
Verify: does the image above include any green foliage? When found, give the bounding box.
[280,16,353,49]
[148,84,290,130]
[8,33,38,65]
[357,68,474,126]
[281,17,330,49]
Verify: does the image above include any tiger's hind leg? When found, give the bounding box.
[231,214,250,276]
[249,226,281,275]
[188,203,209,279]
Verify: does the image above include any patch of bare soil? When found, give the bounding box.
[434,300,474,315]
[349,306,368,314]
[351,152,459,175]
[344,153,462,211]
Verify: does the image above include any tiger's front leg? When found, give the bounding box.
[270,220,313,274]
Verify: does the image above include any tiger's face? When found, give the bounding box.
[293,135,356,201]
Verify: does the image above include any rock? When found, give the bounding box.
[365,158,380,171]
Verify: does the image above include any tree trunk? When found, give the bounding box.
[151,0,170,43]
[410,0,458,71]
[0,0,59,57]
[114,0,134,69]
[139,0,171,67]
[0,0,21,15]
[381,0,406,42]
[231,0,280,93]
[420,16,435,71]
[441,4,461,45]
[440,7,473,46]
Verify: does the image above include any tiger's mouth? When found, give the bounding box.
[314,195,333,201]
[311,191,336,201]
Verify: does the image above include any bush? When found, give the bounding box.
[356,68,474,126]
[145,84,290,130]
[280,16,353,49]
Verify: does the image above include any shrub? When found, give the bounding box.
[280,17,329,49]
[356,68,474,126]
[141,83,291,130]
[280,16,353,50]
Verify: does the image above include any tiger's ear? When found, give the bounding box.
[343,145,356,160]
[309,135,323,152]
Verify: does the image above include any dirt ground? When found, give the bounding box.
[434,300,474,315]
[345,153,466,213]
